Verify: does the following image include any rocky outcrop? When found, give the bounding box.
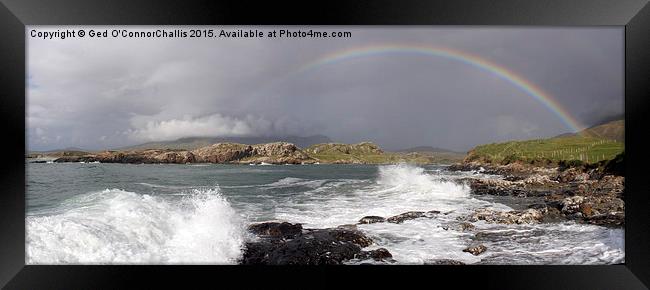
[49,140,447,165]
[191,143,252,163]
[463,244,487,256]
[54,142,316,165]
[450,156,625,227]
[244,142,315,164]
[386,211,427,224]
[241,221,393,265]
[190,142,314,164]
[247,221,304,239]
[356,210,441,225]
[463,208,545,225]
[53,149,197,164]
[358,216,386,224]
[425,259,466,265]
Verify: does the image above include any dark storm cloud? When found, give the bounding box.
[27,27,623,151]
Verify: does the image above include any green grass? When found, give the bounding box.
[467,136,624,165]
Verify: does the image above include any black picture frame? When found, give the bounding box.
[1,0,649,288]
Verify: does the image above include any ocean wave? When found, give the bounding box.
[273,164,493,229]
[376,163,470,199]
[26,188,245,264]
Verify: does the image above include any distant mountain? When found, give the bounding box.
[393,146,461,154]
[28,147,90,154]
[555,119,624,142]
[120,135,333,151]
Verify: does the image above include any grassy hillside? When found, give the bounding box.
[555,119,624,142]
[466,136,623,165]
[576,120,624,141]
[467,119,625,165]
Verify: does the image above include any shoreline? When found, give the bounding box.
[237,159,624,264]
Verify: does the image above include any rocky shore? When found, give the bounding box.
[241,222,393,265]
[237,155,624,265]
[240,209,487,265]
[448,155,625,227]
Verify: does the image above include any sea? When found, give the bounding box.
[26,162,625,265]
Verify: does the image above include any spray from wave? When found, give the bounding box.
[26,188,245,264]
[274,164,479,228]
[376,163,470,199]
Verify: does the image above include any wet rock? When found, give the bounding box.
[336,224,358,231]
[247,222,303,239]
[451,159,625,227]
[582,211,625,227]
[358,216,386,224]
[469,178,553,197]
[560,195,586,215]
[544,193,624,226]
[241,223,378,265]
[464,208,544,225]
[356,248,393,261]
[458,222,475,231]
[387,211,426,224]
[425,259,466,265]
[463,244,487,256]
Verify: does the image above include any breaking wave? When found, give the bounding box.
[26,188,245,264]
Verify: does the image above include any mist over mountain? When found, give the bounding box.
[120,135,333,151]
[392,146,462,154]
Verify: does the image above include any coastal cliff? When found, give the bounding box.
[42,141,463,165]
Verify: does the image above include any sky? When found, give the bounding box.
[27,26,624,152]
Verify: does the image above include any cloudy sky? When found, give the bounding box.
[27,26,623,152]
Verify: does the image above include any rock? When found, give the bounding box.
[245,142,314,164]
[450,159,625,227]
[464,208,544,225]
[241,223,378,265]
[425,259,466,265]
[358,216,386,224]
[583,211,625,227]
[191,143,253,163]
[154,151,195,163]
[458,222,475,231]
[247,222,303,239]
[468,178,552,197]
[356,248,393,261]
[560,196,586,215]
[463,244,487,256]
[336,224,358,231]
[386,211,426,224]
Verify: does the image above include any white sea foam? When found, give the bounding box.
[27,163,625,265]
[274,163,497,228]
[26,188,245,264]
[269,163,626,265]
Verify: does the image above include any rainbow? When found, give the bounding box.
[293,44,584,132]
